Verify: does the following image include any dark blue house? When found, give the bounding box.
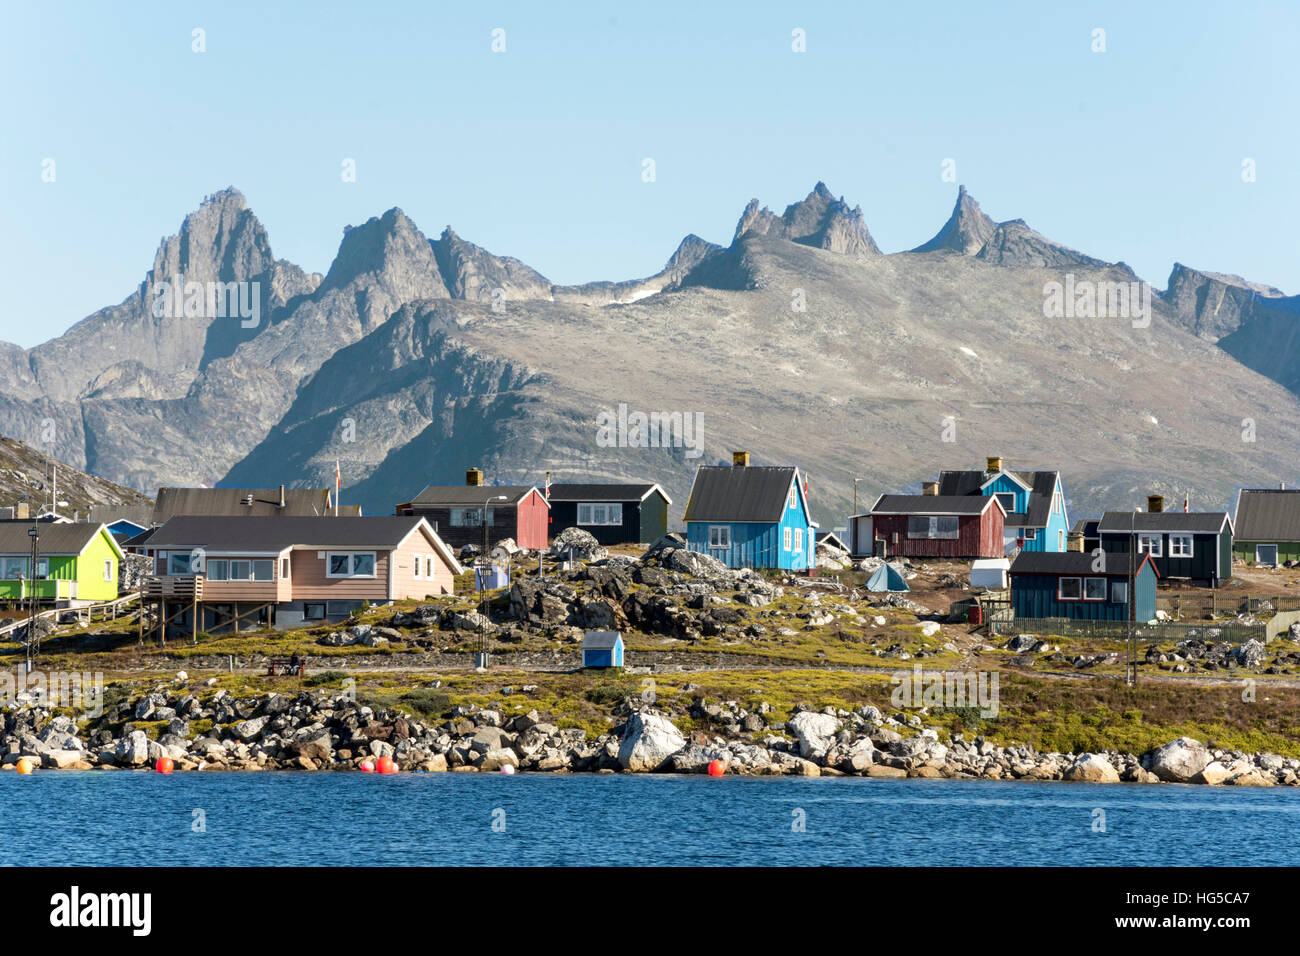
[682,453,816,570]
[582,630,625,668]
[1010,551,1158,622]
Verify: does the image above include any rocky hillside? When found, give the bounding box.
[2,183,1299,523]
[0,434,152,516]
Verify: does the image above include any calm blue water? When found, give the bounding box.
[2,772,1296,866]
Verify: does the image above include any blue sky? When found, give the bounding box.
[1,0,1297,347]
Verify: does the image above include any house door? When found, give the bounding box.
[1256,544,1279,567]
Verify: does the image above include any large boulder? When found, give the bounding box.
[787,711,841,759]
[1064,753,1120,783]
[617,712,686,772]
[1148,737,1211,783]
[1228,639,1266,668]
[114,731,151,767]
[232,716,269,741]
[550,527,608,563]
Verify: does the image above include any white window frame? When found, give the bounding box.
[450,508,483,527]
[413,554,423,579]
[578,502,622,526]
[994,492,1016,514]
[784,527,792,551]
[326,551,378,579]
[280,557,290,579]
[1083,577,1107,601]
[788,487,797,509]
[426,556,434,578]
[793,528,803,553]
[707,525,731,549]
[1111,580,1128,604]
[1058,577,1082,601]
[1168,534,1193,558]
[102,559,112,583]
[1022,527,1037,540]
[1137,533,1162,557]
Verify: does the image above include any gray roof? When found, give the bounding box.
[402,485,539,508]
[1010,551,1148,577]
[1097,511,1230,535]
[0,522,119,557]
[937,468,1059,528]
[152,487,355,523]
[1233,489,1300,541]
[86,503,155,527]
[145,515,434,552]
[546,483,670,504]
[869,495,1000,516]
[582,630,622,649]
[682,466,800,523]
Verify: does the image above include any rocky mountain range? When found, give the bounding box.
[3,182,1299,527]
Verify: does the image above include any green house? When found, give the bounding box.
[1233,488,1300,566]
[0,522,123,604]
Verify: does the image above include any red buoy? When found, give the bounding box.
[360,760,376,773]
[375,756,397,774]
[707,759,726,776]
[155,757,174,774]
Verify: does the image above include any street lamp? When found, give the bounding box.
[477,495,508,667]
[25,524,39,670]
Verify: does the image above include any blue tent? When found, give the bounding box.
[865,563,909,592]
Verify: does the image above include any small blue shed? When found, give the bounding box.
[474,563,510,590]
[582,630,625,668]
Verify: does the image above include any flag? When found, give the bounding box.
[1183,493,1189,513]
[335,460,341,516]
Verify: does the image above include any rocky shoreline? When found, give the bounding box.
[1,683,1292,787]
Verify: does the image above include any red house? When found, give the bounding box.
[857,493,1005,559]
[395,469,549,551]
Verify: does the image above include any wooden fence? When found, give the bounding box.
[991,616,1266,645]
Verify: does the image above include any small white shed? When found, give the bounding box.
[970,557,1010,590]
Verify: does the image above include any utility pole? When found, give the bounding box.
[1126,509,1137,687]
[25,523,39,670]
[477,495,507,666]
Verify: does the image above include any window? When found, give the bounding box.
[207,560,228,581]
[168,553,194,575]
[1137,534,1163,557]
[1084,577,1107,601]
[327,552,376,578]
[35,558,49,579]
[1111,580,1128,604]
[707,526,731,549]
[413,554,423,579]
[304,603,326,621]
[450,508,483,527]
[995,493,1016,513]
[788,487,797,509]
[1052,492,1062,515]
[578,502,622,525]
[102,559,111,583]
[426,557,434,578]
[907,516,960,540]
[1058,577,1082,601]
[1169,534,1193,558]
[3,557,26,579]
[794,528,803,553]
[281,557,290,579]
[252,560,273,581]
[1022,527,1037,540]
[784,527,792,550]
[1058,529,1065,550]
[229,560,251,581]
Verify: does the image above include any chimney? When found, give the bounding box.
[1067,531,1085,553]
[986,456,1003,473]
[1147,494,1164,514]
[732,451,750,467]
[15,502,28,520]
[466,468,484,487]
[1282,482,1287,491]
[922,481,939,496]
[278,484,286,508]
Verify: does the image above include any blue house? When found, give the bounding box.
[682,452,816,570]
[582,630,625,668]
[938,456,1070,554]
[1010,551,1158,622]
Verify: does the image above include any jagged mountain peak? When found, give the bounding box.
[911,184,997,255]
[430,225,552,303]
[322,207,443,293]
[732,182,880,256]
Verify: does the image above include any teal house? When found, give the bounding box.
[1010,551,1158,622]
[938,456,1070,554]
[682,453,816,570]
